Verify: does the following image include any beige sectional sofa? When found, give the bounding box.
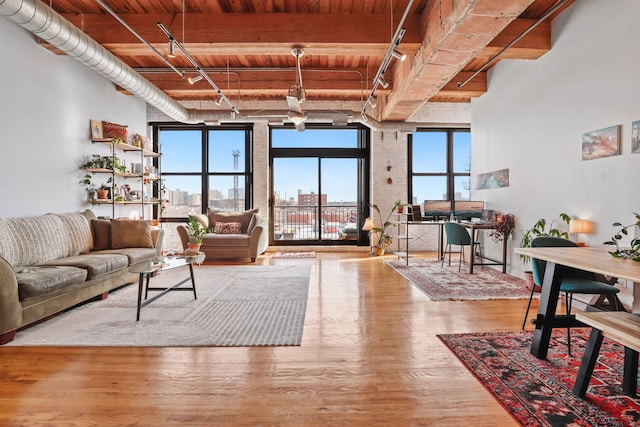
[0,210,163,344]
[177,208,267,262]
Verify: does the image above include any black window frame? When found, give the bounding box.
[408,127,471,214]
[151,122,254,220]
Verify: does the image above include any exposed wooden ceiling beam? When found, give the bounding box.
[382,0,537,121]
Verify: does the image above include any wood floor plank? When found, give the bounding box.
[0,252,535,426]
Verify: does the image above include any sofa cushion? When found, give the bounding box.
[38,253,129,280]
[16,266,88,300]
[213,222,242,234]
[53,212,93,255]
[91,219,111,250]
[94,248,158,265]
[111,219,153,249]
[0,214,70,267]
[202,234,250,247]
[208,208,258,234]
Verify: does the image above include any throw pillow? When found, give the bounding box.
[110,219,153,249]
[91,219,111,250]
[208,208,259,234]
[102,121,128,143]
[213,222,242,234]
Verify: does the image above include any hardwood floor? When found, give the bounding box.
[0,252,538,426]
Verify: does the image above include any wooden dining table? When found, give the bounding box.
[514,245,640,360]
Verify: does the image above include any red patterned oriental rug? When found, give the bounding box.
[438,329,640,426]
[386,258,531,301]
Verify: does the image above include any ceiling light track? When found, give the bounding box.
[360,0,414,120]
[157,22,240,114]
[93,0,184,78]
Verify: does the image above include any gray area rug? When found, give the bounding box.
[9,264,311,347]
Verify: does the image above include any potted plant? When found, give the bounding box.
[488,212,516,243]
[185,218,210,252]
[519,212,571,291]
[369,200,409,255]
[604,212,640,261]
[96,183,109,200]
[80,173,96,201]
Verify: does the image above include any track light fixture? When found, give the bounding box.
[360,0,414,121]
[167,40,176,58]
[157,22,240,114]
[361,112,368,122]
[391,49,406,62]
[214,94,223,106]
[188,74,203,84]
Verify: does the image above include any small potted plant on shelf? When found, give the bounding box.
[185,218,210,253]
[96,183,110,201]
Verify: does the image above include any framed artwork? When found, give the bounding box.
[581,125,620,160]
[90,120,103,139]
[476,168,509,190]
[632,120,640,154]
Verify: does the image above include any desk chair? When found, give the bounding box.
[442,222,483,272]
[522,236,623,355]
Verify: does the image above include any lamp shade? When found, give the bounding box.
[569,219,594,234]
[362,217,375,231]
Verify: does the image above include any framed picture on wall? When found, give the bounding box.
[581,125,620,160]
[90,120,103,139]
[632,120,640,154]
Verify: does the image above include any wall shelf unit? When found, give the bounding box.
[81,137,161,219]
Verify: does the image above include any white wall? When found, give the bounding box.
[471,0,640,276]
[0,19,147,217]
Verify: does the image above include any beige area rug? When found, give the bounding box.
[386,258,532,301]
[273,251,316,259]
[8,264,311,347]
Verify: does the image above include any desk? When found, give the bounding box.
[459,221,508,274]
[514,246,640,360]
[396,220,445,264]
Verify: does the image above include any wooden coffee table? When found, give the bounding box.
[128,256,197,320]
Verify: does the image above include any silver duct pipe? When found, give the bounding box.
[0,0,201,123]
[0,0,405,130]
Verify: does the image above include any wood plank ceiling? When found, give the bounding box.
[44,0,573,122]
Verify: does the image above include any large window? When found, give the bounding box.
[409,128,471,209]
[153,125,252,219]
[270,126,369,245]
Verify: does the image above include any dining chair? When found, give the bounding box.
[521,236,624,356]
[442,222,483,272]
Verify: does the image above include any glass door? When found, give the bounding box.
[271,157,359,244]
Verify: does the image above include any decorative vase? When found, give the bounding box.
[186,242,202,253]
[375,247,385,256]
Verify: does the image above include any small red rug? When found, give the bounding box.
[439,329,640,426]
[273,251,316,259]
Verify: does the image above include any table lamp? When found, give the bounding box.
[569,219,594,246]
[362,217,376,254]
